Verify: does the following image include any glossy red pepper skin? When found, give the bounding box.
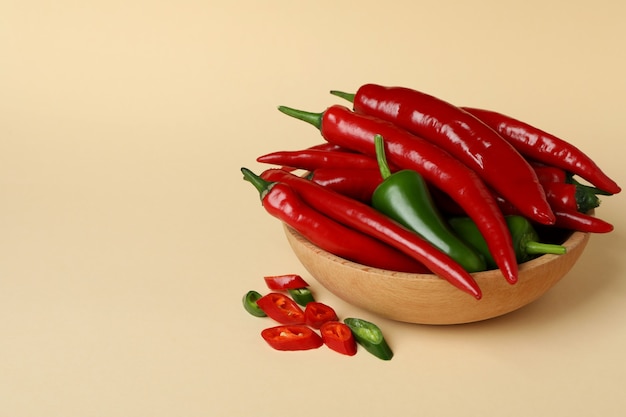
[256,149,380,171]
[261,325,323,351]
[304,302,339,329]
[320,322,357,356]
[256,292,306,325]
[264,274,310,290]
[241,168,428,273]
[310,168,383,203]
[343,84,555,225]
[532,165,568,184]
[552,210,614,233]
[262,169,483,299]
[278,105,517,284]
[462,107,621,195]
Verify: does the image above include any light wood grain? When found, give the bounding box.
[284,225,590,325]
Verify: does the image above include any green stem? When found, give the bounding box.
[241,167,273,200]
[277,106,323,130]
[330,90,356,103]
[525,241,567,256]
[374,134,392,180]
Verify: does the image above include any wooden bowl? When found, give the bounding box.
[283,225,590,325]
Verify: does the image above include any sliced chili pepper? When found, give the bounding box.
[261,325,323,351]
[256,292,306,325]
[320,321,357,356]
[372,135,486,273]
[304,302,339,329]
[331,85,555,225]
[461,107,621,195]
[242,290,267,317]
[343,318,393,360]
[310,167,383,203]
[264,274,310,290]
[256,149,381,171]
[261,168,482,299]
[276,105,518,285]
[241,167,429,273]
[288,287,315,306]
[449,215,566,268]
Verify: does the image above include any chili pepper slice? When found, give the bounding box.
[256,292,306,325]
[261,325,323,351]
[304,302,339,329]
[276,105,518,285]
[449,215,567,268]
[320,321,357,356]
[331,85,555,225]
[372,134,486,273]
[461,106,621,195]
[241,167,429,273]
[264,274,310,290]
[262,168,482,299]
[343,318,393,360]
[288,287,316,306]
[242,290,267,317]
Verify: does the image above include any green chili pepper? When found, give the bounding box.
[448,215,567,269]
[371,134,487,273]
[242,290,267,317]
[344,317,393,360]
[288,287,316,306]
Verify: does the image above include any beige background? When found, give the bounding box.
[2,1,625,416]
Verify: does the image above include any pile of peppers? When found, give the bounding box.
[242,83,620,299]
[243,274,393,360]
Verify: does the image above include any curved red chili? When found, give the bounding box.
[277,105,518,285]
[256,149,380,171]
[241,167,428,273]
[261,168,483,299]
[332,84,555,225]
[462,107,621,195]
[310,167,383,203]
[552,210,614,233]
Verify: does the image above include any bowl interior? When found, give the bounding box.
[284,225,590,325]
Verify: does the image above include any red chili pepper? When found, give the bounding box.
[542,182,600,213]
[261,168,483,299]
[331,85,555,225]
[256,292,306,325]
[307,142,355,153]
[277,105,518,285]
[532,165,568,184]
[264,274,310,290]
[310,167,383,203]
[256,149,380,171]
[304,302,339,329]
[320,321,357,356]
[241,167,429,273]
[261,325,323,351]
[552,210,614,233]
[461,107,621,195]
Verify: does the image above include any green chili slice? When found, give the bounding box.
[344,317,393,360]
[288,287,315,306]
[242,290,267,317]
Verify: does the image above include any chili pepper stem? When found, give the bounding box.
[330,90,356,103]
[241,167,274,200]
[278,106,323,129]
[374,134,392,179]
[525,241,567,256]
